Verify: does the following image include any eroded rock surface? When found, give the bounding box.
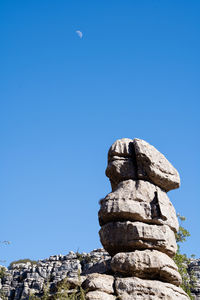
[0,138,190,299]
[85,291,116,300]
[107,138,134,159]
[0,249,110,300]
[97,138,188,299]
[99,179,178,232]
[82,274,114,294]
[111,250,182,286]
[99,221,177,257]
[115,277,189,300]
[106,138,137,191]
[188,259,200,299]
[133,138,180,192]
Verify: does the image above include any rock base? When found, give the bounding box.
[83,273,189,300]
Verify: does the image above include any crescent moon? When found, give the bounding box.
[76,30,83,39]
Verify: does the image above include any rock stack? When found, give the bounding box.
[97,138,190,299]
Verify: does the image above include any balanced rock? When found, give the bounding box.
[99,221,177,257]
[97,138,188,299]
[99,179,178,232]
[115,277,189,300]
[111,250,182,286]
[133,138,180,192]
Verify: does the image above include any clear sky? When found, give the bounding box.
[0,0,199,266]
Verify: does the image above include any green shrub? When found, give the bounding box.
[9,259,38,269]
[174,214,196,300]
[76,252,92,264]
[0,266,6,279]
[29,273,86,300]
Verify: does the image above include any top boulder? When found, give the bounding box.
[133,138,180,192]
[108,138,134,161]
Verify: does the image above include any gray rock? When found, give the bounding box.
[111,250,182,286]
[82,259,111,275]
[99,179,178,232]
[133,138,180,191]
[188,259,200,299]
[0,249,111,300]
[115,277,189,300]
[99,221,177,257]
[85,291,116,300]
[106,158,137,191]
[107,138,134,159]
[82,273,114,294]
[106,138,137,190]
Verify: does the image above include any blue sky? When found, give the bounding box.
[0,0,199,266]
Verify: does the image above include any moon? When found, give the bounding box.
[76,30,83,39]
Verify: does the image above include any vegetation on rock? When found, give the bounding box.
[29,275,86,300]
[174,214,196,299]
[9,258,38,269]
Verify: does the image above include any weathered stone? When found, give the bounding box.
[133,138,180,191]
[82,273,114,294]
[82,259,111,275]
[115,277,189,300]
[106,158,137,191]
[0,249,111,300]
[188,259,200,299]
[107,138,134,160]
[111,250,182,286]
[105,138,137,190]
[99,221,177,257]
[99,179,178,232]
[85,291,115,300]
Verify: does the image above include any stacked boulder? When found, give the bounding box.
[97,138,190,299]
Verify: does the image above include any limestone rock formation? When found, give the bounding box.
[188,259,200,299]
[82,274,114,294]
[95,137,189,299]
[106,138,137,190]
[99,221,177,256]
[0,249,196,300]
[86,291,115,300]
[133,138,180,191]
[99,179,179,232]
[0,249,111,300]
[0,138,191,300]
[83,273,116,299]
[110,250,182,286]
[115,277,189,300]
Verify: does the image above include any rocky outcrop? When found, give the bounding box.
[0,249,111,300]
[1,138,192,299]
[188,259,200,299]
[0,249,198,299]
[93,137,188,299]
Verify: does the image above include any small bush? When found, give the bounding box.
[0,266,6,279]
[76,252,92,264]
[29,273,86,300]
[9,259,38,269]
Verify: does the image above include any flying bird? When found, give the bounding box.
[76,30,83,39]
